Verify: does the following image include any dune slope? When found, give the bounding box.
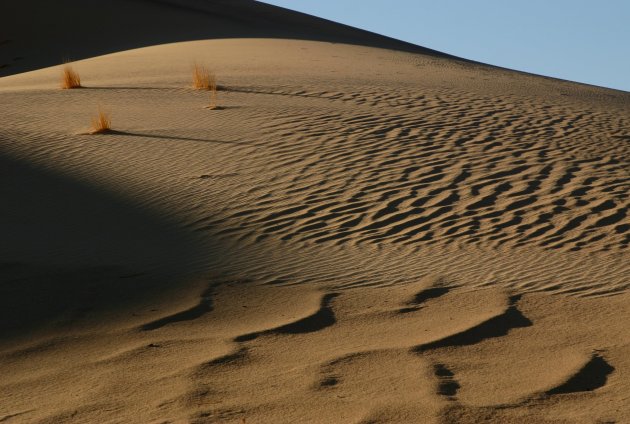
[0,2,629,424]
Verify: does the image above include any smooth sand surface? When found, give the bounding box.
[1,1,629,423]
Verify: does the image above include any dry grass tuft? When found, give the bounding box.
[192,63,216,91]
[90,108,112,134]
[192,63,219,109]
[61,64,82,89]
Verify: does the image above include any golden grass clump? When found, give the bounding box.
[192,63,219,109]
[61,64,82,89]
[90,108,112,134]
[192,63,215,90]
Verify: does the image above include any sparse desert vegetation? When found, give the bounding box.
[192,62,216,91]
[61,63,81,89]
[192,62,219,108]
[90,108,112,134]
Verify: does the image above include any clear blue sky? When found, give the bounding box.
[260,0,630,92]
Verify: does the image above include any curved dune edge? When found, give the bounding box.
[545,353,615,396]
[439,352,619,423]
[234,292,339,342]
[414,295,532,352]
[3,280,629,422]
[0,0,454,78]
[428,351,615,408]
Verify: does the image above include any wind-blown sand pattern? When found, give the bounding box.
[1,1,629,423]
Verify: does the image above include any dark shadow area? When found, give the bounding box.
[140,284,214,331]
[234,292,338,342]
[81,84,229,91]
[414,295,532,352]
[224,86,350,102]
[317,376,339,388]
[274,292,338,334]
[82,86,177,91]
[411,286,451,305]
[91,130,247,145]
[399,286,451,314]
[546,354,615,395]
[202,347,248,367]
[0,0,460,78]
[0,148,212,342]
[434,363,460,398]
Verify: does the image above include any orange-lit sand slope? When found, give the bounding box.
[0,1,629,423]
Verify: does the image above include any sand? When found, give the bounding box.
[1,1,629,423]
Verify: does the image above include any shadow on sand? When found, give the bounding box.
[0,149,221,342]
[88,129,246,145]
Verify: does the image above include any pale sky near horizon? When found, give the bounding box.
[259,0,629,92]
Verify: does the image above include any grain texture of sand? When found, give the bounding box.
[1,1,629,423]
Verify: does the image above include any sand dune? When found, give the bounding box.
[0,0,449,77]
[1,1,629,423]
